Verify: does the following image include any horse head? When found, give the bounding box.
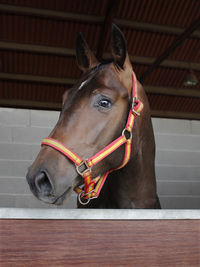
[26,24,156,207]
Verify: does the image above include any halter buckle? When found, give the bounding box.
[76,160,91,176]
[132,97,140,116]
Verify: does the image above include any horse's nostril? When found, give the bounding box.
[35,171,53,196]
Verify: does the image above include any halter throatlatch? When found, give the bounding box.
[41,72,143,205]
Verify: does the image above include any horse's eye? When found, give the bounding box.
[98,98,112,109]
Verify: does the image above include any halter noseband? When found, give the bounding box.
[41,72,143,205]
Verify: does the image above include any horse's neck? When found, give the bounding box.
[80,117,157,209]
[107,152,157,208]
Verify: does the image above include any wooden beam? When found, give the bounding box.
[130,55,200,71]
[151,110,200,120]
[0,4,103,23]
[139,17,200,82]
[0,4,199,38]
[1,42,200,71]
[144,85,200,98]
[0,41,75,56]
[0,99,61,110]
[115,19,200,39]
[0,72,75,85]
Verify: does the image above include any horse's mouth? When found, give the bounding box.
[51,186,73,205]
[31,185,73,206]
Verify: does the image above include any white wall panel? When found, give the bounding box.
[155,133,200,151]
[0,108,200,209]
[156,150,200,165]
[12,126,51,144]
[0,126,12,143]
[0,108,30,126]
[155,165,200,180]
[0,160,31,177]
[0,144,33,160]
[30,109,59,128]
[152,118,191,134]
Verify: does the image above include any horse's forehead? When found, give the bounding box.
[91,64,124,89]
[73,63,130,99]
[75,65,115,91]
[98,64,132,90]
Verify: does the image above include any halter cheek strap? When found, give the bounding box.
[41,72,143,205]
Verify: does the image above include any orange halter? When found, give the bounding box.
[41,72,143,205]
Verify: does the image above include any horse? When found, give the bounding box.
[26,24,161,209]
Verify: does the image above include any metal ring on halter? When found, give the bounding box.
[78,192,90,205]
[132,97,140,116]
[76,160,91,176]
[122,128,132,140]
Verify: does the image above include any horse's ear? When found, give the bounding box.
[76,33,99,72]
[111,24,128,69]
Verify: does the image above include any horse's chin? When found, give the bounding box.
[35,186,73,206]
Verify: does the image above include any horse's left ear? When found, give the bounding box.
[111,24,131,70]
[76,33,99,72]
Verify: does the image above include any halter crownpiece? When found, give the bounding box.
[41,72,143,205]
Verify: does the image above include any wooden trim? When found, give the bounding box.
[1,42,200,71]
[0,99,61,110]
[151,110,200,120]
[1,219,199,266]
[0,3,199,38]
[0,4,103,23]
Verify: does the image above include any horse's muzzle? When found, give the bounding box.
[26,163,76,205]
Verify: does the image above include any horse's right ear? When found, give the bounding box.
[76,33,99,72]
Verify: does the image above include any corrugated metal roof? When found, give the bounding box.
[1,14,101,48]
[116,0,200,28]
[0,80,67,103]
[0,0,108,16]
[0,0,199,119]
[0,51,81,78]
[2,49,198,90]
[2,14,198,63]
[144,67,200,88]
[148,94,200,114]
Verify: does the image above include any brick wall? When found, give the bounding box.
[0,108,200,209]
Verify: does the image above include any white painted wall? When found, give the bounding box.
[0,107,200,209]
